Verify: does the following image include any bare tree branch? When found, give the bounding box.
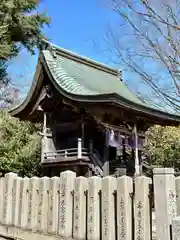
[103,0,180,111]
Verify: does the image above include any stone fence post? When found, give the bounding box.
[87,176,101,240]
[172,216,180,240]
[117,176,133,240]
[101,176,117,240]
[73,176,88,239]
[175,176,180,215]
[134,176,152,240]
[4,173,17,225]
[58,171,76,237]
[153,168,176,240]
[0,177,4,224]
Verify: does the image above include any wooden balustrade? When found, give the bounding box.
[43,148,90,162]
[43,138,91,163]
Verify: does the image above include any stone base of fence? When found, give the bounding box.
[0,223,159,240]
[172,216,180,240]
[0,168,179,240]
[0,224,72,240]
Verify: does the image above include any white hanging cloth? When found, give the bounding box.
[108,130,121,148]
[107,127,145,150]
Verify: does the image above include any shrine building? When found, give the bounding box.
[10,40,180,177]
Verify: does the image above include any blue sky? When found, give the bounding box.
[6,0,177,113]
[7,0,168,111]
[39,0,112,57]
[8,0,120,98]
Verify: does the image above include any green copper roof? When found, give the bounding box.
[9,41,180,124]
[42,49,144,105]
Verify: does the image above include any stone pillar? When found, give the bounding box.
[175,176,180,215]
[153,168,176,240]
[39,177,50,233]
[73,176,88,239]
[13,177,22,227]
[102,176,117,240]
[117,176,133,240]
[87,176,101,240]
[134,176,152,240]
[20,177,30,229]
[172,216,180,240]
[58,171,76,237]
[29,177,40,231]
[4,173,17,225]
[0,178,4,224]
[48,177,60,235]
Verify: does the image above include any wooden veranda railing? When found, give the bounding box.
[44,147,90,161]
[43,138,104,177]
[43,138,88,161]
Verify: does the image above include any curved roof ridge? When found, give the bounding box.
[42,39,122,77]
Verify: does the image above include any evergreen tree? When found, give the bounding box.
[145,125,180,176]
[0,0,50,103]
[0,110,41,177]
[0,0,49,59]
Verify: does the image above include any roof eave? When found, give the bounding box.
[9,56,44,118]
[40,52,180,125]
[9,51,180,125]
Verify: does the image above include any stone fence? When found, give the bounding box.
[0,168,180,239]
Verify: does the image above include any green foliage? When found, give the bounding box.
[0,110,42,177]
[0,0,50,59]
[0,0,50,103]
[145,125,180,171]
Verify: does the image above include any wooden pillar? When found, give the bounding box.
[134,124,140,176]
[89,140,93,154]
[41,112,47,163]
[88,168,92,177]
[81,122,84,148]
[77,138,82,159]
[103,128,109,176]
[139,150,143,176]
[43,112,47,134]
[122,137,126,161]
